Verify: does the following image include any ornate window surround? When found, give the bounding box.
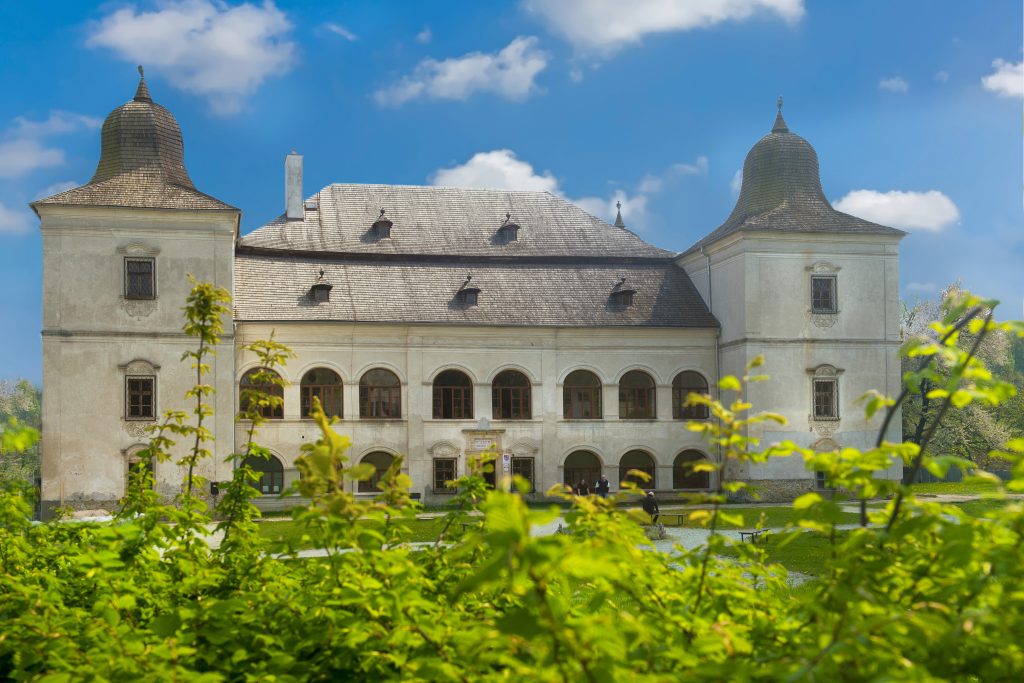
[806,261,841,328]
[119,358,160,435]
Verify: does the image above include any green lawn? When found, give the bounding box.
[257,515,475,550]
[660,504,862,530]
[909,479,1003,495]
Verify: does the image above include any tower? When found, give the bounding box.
[679,102,906,499]
[32,70,239,516]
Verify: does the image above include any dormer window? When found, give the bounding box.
[455,275,480,306]
[609,277,636,307]
[497,212,520,243]
[372,208,393,239]
[309,269,333,303]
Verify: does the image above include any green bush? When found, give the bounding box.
[0,284,1022,681]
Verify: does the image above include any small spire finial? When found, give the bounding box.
[133,66,152,102]
[379,208,386,218]
[613,200,625,228]
[318,268,325,279]
[505,211,511,221]
[616,200,621,210]
[772,95,789,133]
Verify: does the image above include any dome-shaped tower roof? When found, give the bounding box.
[33,68,235,213]
[684,100,902,255]
[88,69,193,187]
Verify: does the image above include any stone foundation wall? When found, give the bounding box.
[742,478,816,503]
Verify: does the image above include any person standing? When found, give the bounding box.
[595,474,610,498]
[576,479,591,496]
[642,490,660,524]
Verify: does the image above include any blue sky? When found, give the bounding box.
[0,0,1021,383]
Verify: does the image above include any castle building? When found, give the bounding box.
[32,75,904,515]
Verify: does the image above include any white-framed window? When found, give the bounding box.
[810,275,837,313]
[125,375,156,420]
[124,257,156,300]
[433,457,457,493]
[813,377,839,420]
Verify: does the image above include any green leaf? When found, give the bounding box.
[793,492,822,510]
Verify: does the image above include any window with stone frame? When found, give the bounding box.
[240,368,284,419]
[432,369,474,420]
[672,371,710,420]
[618,370,656,419]
[813,378,839,420]
[563,370,602,419]
[815,470,836,490]
[492,369,532,420]
[300,367,343,419]
[125,376,155,420]
[433,457,457,493]
[511,456,535,492]
[811,275,837,314]
[124,257,156,300]
[359,369,401,419]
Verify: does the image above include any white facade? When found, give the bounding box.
[34,79,904,515]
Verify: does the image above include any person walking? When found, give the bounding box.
[642,490,660,524]
[595,474,610,498]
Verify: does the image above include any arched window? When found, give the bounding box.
[619,370,656,419]
[563,370,602,419]
[619,450,656,488]
[673,450,710,489]
[359,368,401,419]
[301,368,343,419]
[240,368,284,419]
[673,371,709,420]
[492,370,531,420]
[358,451,394,493]
[563,450,601,490]
[244,454,284,494]
[432,369,473,419]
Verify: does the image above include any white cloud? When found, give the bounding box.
[36,180,80,199]
[638,156,708,193]
[375,36,548,106]
[0,202,33,235]
[430,149,559,193]
[416,26,432,43]
[87,0,297,115]
[523,0,804,54]
[905,282,937,294]
[576,191,648,228]
[730,168,743,196]
[0,139,65,180]
[878,76,909,93]
[324,22,357,41]
[934,70,949,83]
[428,149,704,230]
[13,111,101,137]
[833,189,960,231]
[981,59,1023,98]
[0,111,100,179]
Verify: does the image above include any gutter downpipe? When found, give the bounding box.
[701,245,724,484]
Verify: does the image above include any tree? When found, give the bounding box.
[901,284,1022,472]
[0,379,41,489]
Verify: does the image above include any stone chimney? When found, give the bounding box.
[285,151,303,220]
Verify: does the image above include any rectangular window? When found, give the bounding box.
[813,379,838,419]
[815,471,835,490]
[511,457,535,492]
[811,275,837,314]
[433,458,457,493]
[125,257,156,300]
[126,376,155,419]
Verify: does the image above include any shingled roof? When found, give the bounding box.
[32,71,236,213]
[683,108,904,255]
[239,184,670,259]
[234,254,718,328]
